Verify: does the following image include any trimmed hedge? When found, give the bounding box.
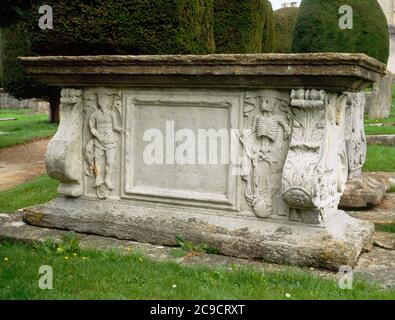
[214,0,274,53]
[0,0,34,28]
[1,0,276,104]
[1,0,216,101]
[29,0,215,55]
[273,7,298,53]
[262,1,274,53]
[1,23,48,99]
[292,0,389,64]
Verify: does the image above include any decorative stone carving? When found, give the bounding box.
[20,53,383,270]
[46,89,83,197]
[282,89,346,224]
[344,92,367,180]
[241,91,292,219]
[84,89,124,199]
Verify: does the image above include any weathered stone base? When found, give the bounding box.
[23,197,374,271]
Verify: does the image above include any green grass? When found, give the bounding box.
[363,145,395,172]
[365,125,395,136]
[364,85,395,135]
[0,240,393,300]
[0,175,59,213]
[0,109,57,149]
[375,222,395,234]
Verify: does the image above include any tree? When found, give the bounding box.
[0,0,34,28]
[262,1,275,53]
[0,0,216,122]
[273,7,298,53]
[292,0,389,64]
[214,0,274,53]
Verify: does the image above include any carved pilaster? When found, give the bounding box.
[240,90,292,219]
[344,92,367,180]
[46,89,83,197]
[282,89,346,224]
[83,88,123,200]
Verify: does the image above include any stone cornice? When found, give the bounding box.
[19,53,386,91]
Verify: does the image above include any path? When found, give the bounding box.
[0,139,49,192]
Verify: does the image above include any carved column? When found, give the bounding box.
[344,92,367,180]
[46,88,84,197]
[282,89,348,225]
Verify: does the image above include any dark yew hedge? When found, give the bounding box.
[273,7,298,53]
[292,0,389,64]
[0,0,216,101]
[1,0,275,107]
[214,0,274,53]
[262,1,274,53]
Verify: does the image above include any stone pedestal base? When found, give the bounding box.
[23,196,374,270]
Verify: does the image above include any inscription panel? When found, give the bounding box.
[122,90,241,210]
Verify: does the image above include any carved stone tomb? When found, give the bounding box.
[20,54,385,270]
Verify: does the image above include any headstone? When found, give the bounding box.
[367,134,395,147]
[0,88,49,113]
[31,99,50,115]
[367,70,393,119]
[19,53,384,270]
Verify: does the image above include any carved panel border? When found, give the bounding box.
[121,90,241,211]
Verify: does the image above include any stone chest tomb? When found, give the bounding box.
[19,53,385,270]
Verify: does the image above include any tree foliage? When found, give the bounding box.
[214,0,274,53]
[292,0,389,64]
[273,7,298,53]
[1,0,275,101]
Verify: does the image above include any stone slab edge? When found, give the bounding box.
[22,197,375,271]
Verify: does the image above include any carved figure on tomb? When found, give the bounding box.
[86,92,124,199]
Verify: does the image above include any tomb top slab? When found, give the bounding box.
[19,53,385,91]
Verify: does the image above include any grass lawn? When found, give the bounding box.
[365,125,395,136]
[375,222,395,234]
[0,109,57,149]
[0,240,394,300]
[0,100,394,300]
[364,85,395,135]
[0,175,59,213]
[363,145,395,172]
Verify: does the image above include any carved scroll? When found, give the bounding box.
[344,92,367,180]
[46,89,83,197]
[282,89,343,225]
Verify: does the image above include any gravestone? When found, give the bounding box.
[366,70,393,119]
[19,53,385,270]
[0,88,49,114]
